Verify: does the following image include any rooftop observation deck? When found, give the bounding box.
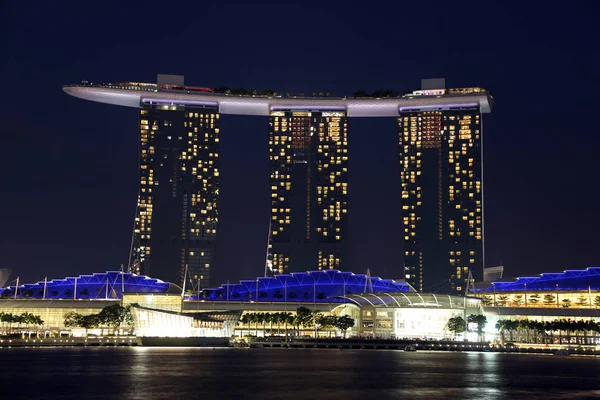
[63,82,493,116]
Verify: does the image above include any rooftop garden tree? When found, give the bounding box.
[543,294,556,306]
[529,294,541,305]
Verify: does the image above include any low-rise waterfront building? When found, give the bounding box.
[4,267,600,344]
[474,267,600,342]
[1,270,480,340]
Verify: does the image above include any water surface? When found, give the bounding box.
[0,348,598,399]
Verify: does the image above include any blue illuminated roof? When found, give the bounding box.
[478,267,600,292]
[190,270,413,302]
[0,271,178,299]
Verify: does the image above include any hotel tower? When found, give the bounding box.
[267,111,349,274]
[129,75,220,288]
[399,79,485,295]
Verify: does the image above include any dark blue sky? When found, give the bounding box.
[2,1,599,285]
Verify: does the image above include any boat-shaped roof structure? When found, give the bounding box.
[63,83,493,116]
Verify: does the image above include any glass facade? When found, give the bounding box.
[267,111,349,274]
[130,307,236,338]
[0,300,120,331]
[130,104,220,289]
[399,108,483,295]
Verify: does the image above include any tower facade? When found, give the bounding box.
[267,110,349,274]
[399,105,483,295]
[130,103,220,288]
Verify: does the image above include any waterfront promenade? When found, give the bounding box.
[3,336,600,356]
[0,336,139,347]
[244,338,600,355]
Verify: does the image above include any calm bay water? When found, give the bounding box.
[0,347,599,399]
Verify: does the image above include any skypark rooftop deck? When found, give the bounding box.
[63,82,493,116]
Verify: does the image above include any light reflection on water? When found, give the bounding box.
[0,348,599,399]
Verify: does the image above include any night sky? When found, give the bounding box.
[2,1,599,286]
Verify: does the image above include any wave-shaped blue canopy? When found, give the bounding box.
[478,267,600,292]
[190,270,413,302]
[0,271,177,299]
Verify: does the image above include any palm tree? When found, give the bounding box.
[271,313,280,335]
[21,312,43,339]
[576,320,588,344]
[505,320,518,342]
[32,315,44,337]
[265,313,274,336]
[520,319,531,343]
[564,319,575,343]
[560,319,570,343]
[259,313,266,336]
[495,320,506,344]
[244,313,253,336]
[285,313,294,338]
[528,320,542,343]
[544,321,554,344]
[590,320,600,344]
[277,312,284,336]
[252,313,260,337]
[587,320,600,344]
[239,314,250,337]
[260,313,269,336]
[551,320,563,344]
[20,312,31,338]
